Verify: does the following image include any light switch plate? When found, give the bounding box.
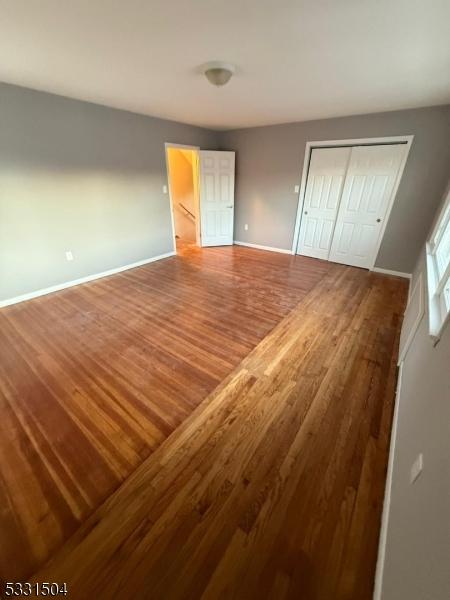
[65,251,74,261]
[294,185,300,194]
[244,224,249,231]
[410,453,423,484]
[163,185,168,194]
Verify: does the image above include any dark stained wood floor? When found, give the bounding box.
[31,259,408,599]
[0,243,331,581]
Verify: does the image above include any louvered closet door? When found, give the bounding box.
[296,147,350,259]
[328,144,405,269]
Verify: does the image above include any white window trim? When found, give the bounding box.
[426,186,450,341]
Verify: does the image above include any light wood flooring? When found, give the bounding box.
[0,245,408,598]
[0,243,330,581]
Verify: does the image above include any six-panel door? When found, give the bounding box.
[328,144,405,268]
[199,151,235,247]
[296,147,350,259]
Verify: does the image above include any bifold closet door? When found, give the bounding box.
[328,144,405,269]
[296,147,351,259]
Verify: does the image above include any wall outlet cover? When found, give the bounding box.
[244,224,249,231]
[294,184,300,194]
[65,251,74,261]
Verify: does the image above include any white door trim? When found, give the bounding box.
[164,142,200,251]
[291,135,414,269]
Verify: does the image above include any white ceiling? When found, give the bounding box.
[1,0,449,130]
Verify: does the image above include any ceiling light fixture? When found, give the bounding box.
[203,61,235,87]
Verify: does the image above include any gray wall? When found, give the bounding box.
[1,82,449,303]
[379,242,450,599]
[219,106,450,273]
[0,82,218,302]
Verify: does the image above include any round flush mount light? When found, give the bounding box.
[202,61,235,86]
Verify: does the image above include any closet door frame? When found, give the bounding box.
[292,136,414,269]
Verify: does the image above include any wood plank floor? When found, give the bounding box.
[0,243,331,581]
[29,258,408,599]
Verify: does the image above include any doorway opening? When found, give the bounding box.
[165,144,200,253]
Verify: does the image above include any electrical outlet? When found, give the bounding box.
[65,251,74,261]
[163,185,168,194]
[410,453,423,484]
[294,184,300,194]
[244,224,249,231]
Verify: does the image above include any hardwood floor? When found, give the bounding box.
[0,244,331,581]
[29,260,408,599]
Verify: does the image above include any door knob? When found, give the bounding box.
[304,211,308,215]
[376,218,381,223]
[227,205,233,208]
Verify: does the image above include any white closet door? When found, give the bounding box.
[296,147,350,259]
[328,144,405,269]
[199,151,235,247]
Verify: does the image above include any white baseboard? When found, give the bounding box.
[373,362,404,600]
[373,267,411,279]
[233,240,292,255]
[0,251,176,308]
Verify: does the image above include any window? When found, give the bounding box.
[427,186,450,338]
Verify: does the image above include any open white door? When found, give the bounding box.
[199,151,235,246]
[296,147,350,259]
[328,144,405,269]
